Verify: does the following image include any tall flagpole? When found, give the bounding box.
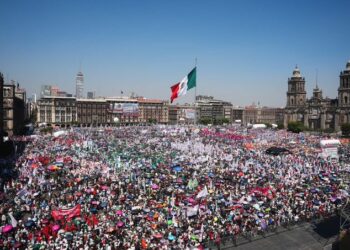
[194,58,197,125]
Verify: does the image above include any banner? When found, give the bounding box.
[51,204,81,220]
[108,103,139,116]
[184,109,196,119]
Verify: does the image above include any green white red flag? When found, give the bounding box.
[170,67,196,103]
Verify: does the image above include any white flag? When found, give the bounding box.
[199,223,204,242]
[187,205,199,217]
[9,213,17,228]
[196,186,208,199]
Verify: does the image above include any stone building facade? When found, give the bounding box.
[196,95,233,123]
[284,61,350,131]
[2,83,27,135]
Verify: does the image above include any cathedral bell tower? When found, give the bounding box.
[338,61,350,107]
[286,66,307,108]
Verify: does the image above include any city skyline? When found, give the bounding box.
[0,0,349,107]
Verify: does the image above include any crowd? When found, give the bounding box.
[0,125,350,250]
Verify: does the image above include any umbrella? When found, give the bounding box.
[253,204,260,210]
[172,165,182,172]
[52,225,60,231]
[2,224,13,233]
[191,235,199,241]
[116,210,123,216]
[33,244,43,250]
[48,165,60,171]
[31,163,39,169]
[65,232,73,240]
[313,200,321,205]
[154,233,163,239]
[101,185,109,190]
[73,218,82,226]
[90,207,98,214]
[117,221,124,227]
[25,220,36,228]
[151,184,159,190]
[187,198,195,204]
[168,234,176,241]
[14,242,22,248]
[41,219,49,224]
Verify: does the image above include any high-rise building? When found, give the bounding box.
[75,72,84,98]
[50,86,60,96]
[87,91,94,99]
[40,85,52,97]
[196,95,233,123]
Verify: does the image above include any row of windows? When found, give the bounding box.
[342,78,350,88]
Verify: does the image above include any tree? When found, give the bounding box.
[148,118,157,124]
[341,123,350,137]
[199,117,212,125]
[287,121,304,133]
[40,126,53,134]
[277,123,284,129]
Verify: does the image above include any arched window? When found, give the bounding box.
[345,96,348,104]
[290,98,294,105]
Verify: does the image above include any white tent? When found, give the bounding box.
[53,130,67,137]
[252,124,267,129]
[320,139,340,147]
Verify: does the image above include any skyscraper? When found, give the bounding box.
[75,71,84,99]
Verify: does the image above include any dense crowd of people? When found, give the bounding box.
[0,125,350,249]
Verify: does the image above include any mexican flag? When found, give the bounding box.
[170,67,196,103]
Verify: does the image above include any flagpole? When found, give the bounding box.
[194,58,197,125]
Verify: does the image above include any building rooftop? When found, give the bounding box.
[137,98,166,104]
[76,98,107,103]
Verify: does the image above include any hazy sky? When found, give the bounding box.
[0,0,349,107]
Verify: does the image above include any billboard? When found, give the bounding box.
[109,103,139,116]
[184,109,196,119]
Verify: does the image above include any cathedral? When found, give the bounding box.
[284,61,350,131]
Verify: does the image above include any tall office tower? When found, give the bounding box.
[75,71,84,98]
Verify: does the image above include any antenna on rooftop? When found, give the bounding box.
[79,59,83,72]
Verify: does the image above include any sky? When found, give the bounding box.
[0,0,349,107]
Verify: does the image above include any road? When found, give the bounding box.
[205,218,339,250]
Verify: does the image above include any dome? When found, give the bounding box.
[292,65,301,77]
